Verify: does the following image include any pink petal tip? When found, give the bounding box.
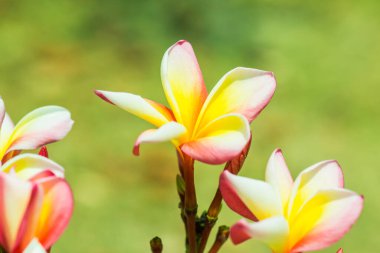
[230,220,252,245]
[132,144,140,156]
[94,90,115,105]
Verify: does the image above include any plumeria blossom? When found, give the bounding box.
[95,40,276,164]
[0,155,73,253]
[0,98,74,252]
[220,149,363,253]
[0,97,73,164]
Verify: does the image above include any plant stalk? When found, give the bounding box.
[198,135,252,252]
[181,153,198,253]
[208,226,229,253]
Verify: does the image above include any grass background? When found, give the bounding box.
[0,0,379,252]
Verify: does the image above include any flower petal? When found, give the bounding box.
[337,248,343,253]
[23,239,47,253]
[265,149,293,209]
[1,154,64,179]
[95,90,174,127]
[0,106,73,159]
[287,160,344,218]
[29,170,56,182]
[196,67,276,131]
[16,186,43,253]
[219,171,257,221]
[219,171,282,220]
[290,189,363,252]
[181,114,250,164]
[0,172,34,252]
[0,98,5,127]
[32,177,73,249]
[133,122,187,156]
[230,217,289,253]
[0,113,15,151]
[161,40,207,131]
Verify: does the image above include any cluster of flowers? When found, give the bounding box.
[0,99,73,253]
[96,40,363,252]
[1,40,362,253]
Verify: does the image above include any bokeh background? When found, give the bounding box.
[0,0,378,252]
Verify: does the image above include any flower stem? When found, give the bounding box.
[197,190,221,253]
[208,226,230,253]
[198,135,252,253]
[181,153,198,253]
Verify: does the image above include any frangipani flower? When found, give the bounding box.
[95,40,276,164]
[0,97,73,164]
[0,155,73,253]
[220,149,363,253]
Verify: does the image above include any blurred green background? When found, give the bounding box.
[0,0,378,252]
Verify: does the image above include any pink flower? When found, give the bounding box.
[220,149,363,253]
[95,40,276,164]
[0,97,73,164]
[0,156,73,253]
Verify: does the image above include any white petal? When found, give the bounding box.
[230,217,289,253]
[161,40,207,131]
[0,106,73,158]
[0,172,34,251]
[221,171,282,220]
[1,154,64,179]
[23,238,47,253]
[290,189,363,252]
[181,114,250,164]
[133,122,187,155]
[265,149,293,209]
[195,67,276,132]
[0,113,14,150]
[0,97,5,127]
[95,90,174,127]
[287,160,344,218]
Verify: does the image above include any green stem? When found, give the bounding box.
[183,154,197,253]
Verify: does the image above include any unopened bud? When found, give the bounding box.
[38,146,49,158]
[150,236,163,253]
[215,225,229,244]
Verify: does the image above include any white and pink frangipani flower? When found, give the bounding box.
[220,149,363,253]
[0,156,73,253]
[0,97,73,164]
[95,40,276,164]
